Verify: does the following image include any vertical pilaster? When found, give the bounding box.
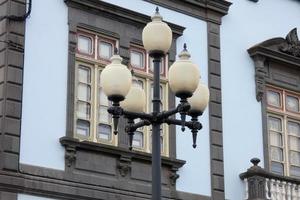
[0,0,26,172]
[207,17,225,200]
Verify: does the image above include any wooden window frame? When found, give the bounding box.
[97,36,116,64]
[77,31,95,58]
[130,46,147,72]
[267,86,300,177]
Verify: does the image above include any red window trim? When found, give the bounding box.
[97,37,116,64]
[129,46,146,72]
[266,87,283,111]
[77,31,95,58]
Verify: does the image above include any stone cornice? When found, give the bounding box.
[248,28,300,67]
[64,0,185,37]
[60,136,186,169]
[143,0,232,24]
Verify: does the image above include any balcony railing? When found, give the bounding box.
[240,158,300,200]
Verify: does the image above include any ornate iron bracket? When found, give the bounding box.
[108,98,203,150]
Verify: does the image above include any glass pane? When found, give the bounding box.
[76,120,90,137]
[290,166,300,177]
[131,51,144,69]
[288,121,300,136]
[78,35,92,54]
[78,83,91,101]
[150,57,164,73]
[77,102,90,119]
[99,106,110,123]
[78,66,90,83]
[267,90,281,107]
[150,84,163,100]
[290,151,300,165]
[97,124,112,141]
[133,79,144,89]
[160,136,163,152]
[286,96,299,112]
[133,131,144,148]
[268,116,282,132]
[270,131,282,146]
[99,41,112,59]
[271,162,284,175]
[99,88,109,106]
[271,146,283,161]
[289,136,300,151]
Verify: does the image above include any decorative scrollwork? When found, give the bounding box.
[169,167,180,186]
[117,156,131,177]
[65,145,76,167]
[280,28,300,57]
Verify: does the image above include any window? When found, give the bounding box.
[129,44,169,156]
[75,30,117,145]
[267,86,300,177]
[74,32,170,156]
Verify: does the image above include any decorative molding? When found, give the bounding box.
[253,55,266,102]
[169,166,180,186]
[248,28,300,102]
[60,137,186,169]
[65,145,76,168]
[64,0,185,37]
[142,0,232,24]
[117,155,131,177]
[280,28,300,58]
[0,165,212,200]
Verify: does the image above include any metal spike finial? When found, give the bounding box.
[131,69,135,75]
[114,47,119,55]
[183,43,187,51]
[155,7,159,13]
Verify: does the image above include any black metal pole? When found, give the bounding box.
[152,54,162,200]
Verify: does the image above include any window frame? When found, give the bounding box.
[77,31,95,58]
[266,86,300,177]
[130,46,147,72]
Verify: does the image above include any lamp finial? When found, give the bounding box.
[183,43,187,51]
[114,47,119,55]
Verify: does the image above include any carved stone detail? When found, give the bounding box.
[169,167,180,186]
[117,155,131,177]
[65,145,76,167]
[248,176,266,199]
[253,55,266,102]
[280,28,300,57]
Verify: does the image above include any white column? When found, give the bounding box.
[244,178,249,200]
[270,179,277,200]
[265,178,271,199]
[287,182,292,200]
[282,181,287,200]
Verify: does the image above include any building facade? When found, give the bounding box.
[0,0,299,200]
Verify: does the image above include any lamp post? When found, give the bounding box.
[100,8,209,200]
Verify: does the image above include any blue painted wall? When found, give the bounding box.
[20,0,68,170]
[18,194,57,200]
[221,0,300,199]
[20,0,210,196]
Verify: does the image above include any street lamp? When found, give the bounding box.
[100,7,209,200]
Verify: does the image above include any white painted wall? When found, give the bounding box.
[221,0,300,199]
[100,0,210,195]
[18,194,57,200]
[20,0,68,170]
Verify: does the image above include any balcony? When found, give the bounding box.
[240,158,300,200]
